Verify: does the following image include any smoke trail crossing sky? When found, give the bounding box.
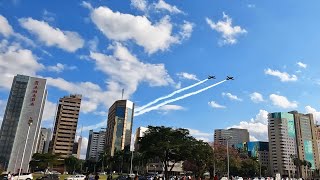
[135,80,227,116]
[135,79,208,112]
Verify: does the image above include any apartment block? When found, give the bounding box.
[214,128,249,147]
[50,94,82,158]
[86,129,106,161]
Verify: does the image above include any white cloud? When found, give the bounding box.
[154,0,184,14]
[81,1,93,11]
[89,43,174,96]
[47,63,77,73]
[222,92,242,101]
[206,12,247,45]
[247,4,256,8]
[88,36,99,51]
[130,0,147,12]
[297,62,307,69]
[0,40,44,89]
[179,21,194,41]
[208,101,226,109]
[158,104,185,113]
[187,128,211,142]
[0,15,14,37]
[229,110,269,141]
[90,6,180,54]
[42,100,56,122]
[250,92,264,103]
[81,100,98,114]
[19,18,84,52]
[78,119,107,132]
[305,106,320,124]
[177,72,199,81]
[43,10,55,22]
[269,94,298,109]
[0,99,6,127]
[264,68,298,82]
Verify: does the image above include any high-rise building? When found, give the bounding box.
[37,128,52,153]
[134,127,148,151]
[235,141,270,175]
[268,111,320,178]
[290,111,320,176]
[214,128,249,147]
[72,137,81,159]
[0,74,47,172]
[50,94,82,158]
[315,125,320,162]
[86,129,106,161]
[106,100,134,156]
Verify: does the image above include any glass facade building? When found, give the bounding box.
[0,75,47,172]
[106,100,134,156]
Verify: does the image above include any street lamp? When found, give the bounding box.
[226,136,232,180]
[18,117,33,180]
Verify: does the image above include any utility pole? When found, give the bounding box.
[18,118,33,180]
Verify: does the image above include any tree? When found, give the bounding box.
[29,153,61,172]
[183,140,214,179]
[64,156,81,174]
[138,126,194,180]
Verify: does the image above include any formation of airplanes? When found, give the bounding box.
[207,75,234,80]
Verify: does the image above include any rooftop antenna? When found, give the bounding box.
[121,89,124,100]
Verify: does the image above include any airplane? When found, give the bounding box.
[208,75,216,79]
[226,76,234,80]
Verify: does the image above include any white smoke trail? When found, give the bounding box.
[135,80,227,116]
[135,79,208,112]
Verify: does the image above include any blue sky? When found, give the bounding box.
[1,0,320,158]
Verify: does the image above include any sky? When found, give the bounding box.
[1,0,320,159]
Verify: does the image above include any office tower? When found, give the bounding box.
[316,125,320,162]
[290,111,320,176]
[105,100,134,156]
[50,94,82,158]
[72,138,81,159]
[86,129,106,161]
[268,112,297,177]
[134,127,148,151]
[235,141,270,174]
[268,111,320,178]
[37,128,52,153]
[214,128,249,147]
[0,75,47,172]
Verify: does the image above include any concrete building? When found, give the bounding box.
[268,111,320,178]
[134,127,148,151]
[106,100,134,156]
[291,111,320,177]
[214,128,249,147]
[0,75,47,172]
[72,137,81,159]
[50,94,82,158]
[316,125,320,163]
[37,128,52,153]
[86,129,106,161]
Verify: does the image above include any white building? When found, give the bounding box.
[0,75,47,173]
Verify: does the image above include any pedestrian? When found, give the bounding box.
[95,173,100,180]
[8,172,11,180]
[214,175,218,180]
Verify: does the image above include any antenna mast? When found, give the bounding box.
[121,89,124,100]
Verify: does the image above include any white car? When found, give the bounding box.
[13,173,33,180]
[64,175,86,180]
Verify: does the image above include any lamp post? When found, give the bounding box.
[226,136,232,180]
[130,150,133,175]
[18,117,33,180]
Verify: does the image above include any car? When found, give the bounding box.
[33,172,44,175]
[128,174,136,178]
[13,173,33,180]
[220,177,228,180]
[0,174,8,180]
[64,175,86,180]
[36,174,59,180]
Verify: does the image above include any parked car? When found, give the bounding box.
[36,174,59,180]
[13,173,33,180]
[0,174,8,180]
[64,175,86,180]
